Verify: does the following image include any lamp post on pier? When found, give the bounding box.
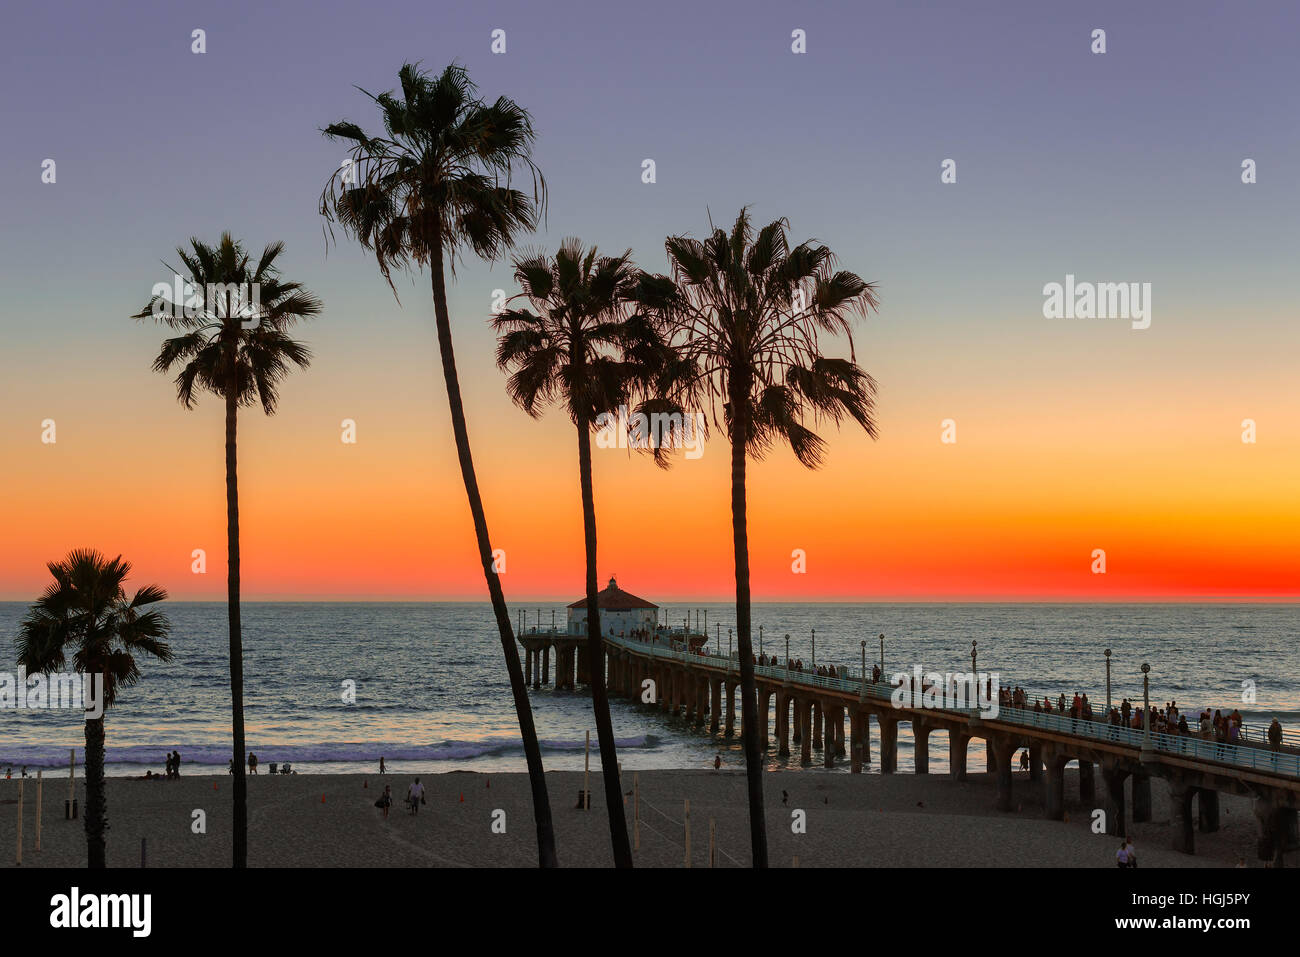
[971,640,977,674]
[759,625,763,658]
[811,628,816,670]
[728,628,733,671]
[1140,663,1152,755]
[879,633,884,678]
[860,640,867,702]
[1104,648,1112,712]
[785,634,791,679]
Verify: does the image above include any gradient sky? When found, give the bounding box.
[1,0,1297,600]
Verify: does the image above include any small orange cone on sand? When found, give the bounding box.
[459,793,464,803]
[214,784,218,791]
[363,780,368,789]
[486,779,490,789]
[321,795,326,803]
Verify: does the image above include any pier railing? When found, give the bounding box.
[605,634,1300,779]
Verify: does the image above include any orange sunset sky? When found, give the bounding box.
[3,3,1298,602]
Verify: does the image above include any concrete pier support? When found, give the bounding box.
[1028,743,1041,782]
[835,709,846,756]
[812,703,823,750]
[577,648,588,686]
[879,717,898,774]
[1198,789,1220,832]
[525,649,532,686]
[724,682,735,737]
[795,696,806,764]
[850,710,864,773]
[1252,799,1294,866]
[759,689,771,749]
[542,646,550,685]
[1079,760,1095,805]
[709,680,721,734]
[950,730,969,781]
[1132,772,1152,823]
[776,691,790,756]
[1170,784,1196,854]
[986,741,997,774]
[994,740,1015,812]
[1042,750,1065,821]
[1102,763,1127,837]
[913,723,930,775]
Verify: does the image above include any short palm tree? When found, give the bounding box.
[319,62,557,866]
[637,208,881,867]
[16,549,173,868]
[134,232,321,868]
[494,240,674,868]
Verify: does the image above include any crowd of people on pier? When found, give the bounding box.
[615,628,1289,756]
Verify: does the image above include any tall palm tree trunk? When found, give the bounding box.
[577,422,634,867]
[225,388,248,868]
[729,380,769,867]
[83,715,107,868]
[430,226,557,867]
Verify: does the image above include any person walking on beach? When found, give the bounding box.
[1116,841,1129,868]
[1124,837,1137,868]
[172,750,181,778]
[164,753,173,778]
[248,752,258,775]
[379,756,386,774]
[714,753,722,771]
[407,777,424,815]
[376,784,393,820]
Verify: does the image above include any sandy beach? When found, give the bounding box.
[0,766,1262,868]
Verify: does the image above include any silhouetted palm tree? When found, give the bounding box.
[637,208,880,867]
[16,549,173,868]
[319,62,557,866]
[494,240,674,867]
[134,233,321,868]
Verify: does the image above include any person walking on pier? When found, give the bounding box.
[1269,718,1283,752]
[1121,698,1131,727]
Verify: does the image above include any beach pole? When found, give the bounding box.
[708,817,715,868]
[66,748,76,820]
[584,730,591,810]
[633,772,640,850]
[681,800,691,868]
[17,779,24,866]
[35,771,42,852]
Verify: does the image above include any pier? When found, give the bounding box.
[524,625,1300,864]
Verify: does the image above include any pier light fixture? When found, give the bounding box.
[879,633,884,677]
[860,640,867,701]
[728,628,733,669]
[811,628,816,670]
[785,634,791,678]
[1104,648,1112,712]
[1140,662,1152,753]
[759,625,764,658]
[971,640,977,673]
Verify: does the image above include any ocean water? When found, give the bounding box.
[0,602,1296,778]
